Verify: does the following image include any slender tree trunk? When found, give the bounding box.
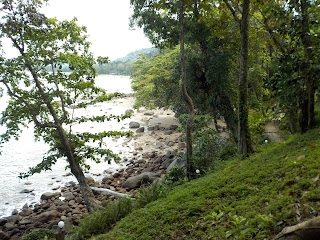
[179,0,195,180]
[300,0,315,131]
[238,0,253,155]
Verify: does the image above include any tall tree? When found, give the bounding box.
[223,0,253,155]
[179,0,195,180]
[0,0,131,212]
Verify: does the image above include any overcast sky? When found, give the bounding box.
[41,0,153,60]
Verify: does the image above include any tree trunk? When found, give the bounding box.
[56,126,100,212]
[300,0,315,131]
[238,0,253,155]
[179,0,195,180]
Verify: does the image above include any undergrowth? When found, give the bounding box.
[90,127,320,239]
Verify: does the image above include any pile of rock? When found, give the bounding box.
[0,147,185,239]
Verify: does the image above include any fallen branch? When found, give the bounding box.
[273,216,320,240]
[91,187,133,198]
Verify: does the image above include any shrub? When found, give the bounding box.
[135,180,168,208]
[22,229,55,240]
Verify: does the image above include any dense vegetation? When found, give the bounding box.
[70,126,320,239]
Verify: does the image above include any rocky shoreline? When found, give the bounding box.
[0,100,186,239]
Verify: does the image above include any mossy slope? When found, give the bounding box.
[94,128,320,239]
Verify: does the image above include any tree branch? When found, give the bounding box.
[1,80,57,129]
[51,63,68,123]
[223,0,241,24]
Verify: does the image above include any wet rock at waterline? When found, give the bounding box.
[129,121,140,128]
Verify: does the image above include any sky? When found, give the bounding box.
[40,0,153,60]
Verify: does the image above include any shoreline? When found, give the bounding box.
[0,95,186,239]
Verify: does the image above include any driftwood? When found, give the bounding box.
[273,216,320,240]
[91,187,133,198]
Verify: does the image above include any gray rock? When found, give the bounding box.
[0,218,7,226]
[129,121,140,128]
[164,130,173,135]
[63,192,75,201]
[11,209,18,215]
[36,210,59,223]
[147,126,155,131]
[144,111,154,116]
[41,192,61,201]
[167,157,186,172]
[5,215,19,224]
[136,127,145,133]
[0,230,10,240]
[169,125,179,131]
[20,189,34,193]
[122,172,159,189]
[154,125,160,131]
[125,109,134,115]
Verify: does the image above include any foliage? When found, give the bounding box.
[22,229,55,240]
[135,180,168,208]
[164,165,186,185]
[70,182,168,239]
[0,0,133,178]
[69,197,135,239]
[92,126,320,239]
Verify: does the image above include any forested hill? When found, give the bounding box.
[95,48,159,75]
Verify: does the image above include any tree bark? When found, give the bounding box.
[238,0,253,155]
[300,0,315,131]
[179,0,195,180]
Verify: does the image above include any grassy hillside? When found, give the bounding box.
[90,127,320,239]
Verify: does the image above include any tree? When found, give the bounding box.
[223,0,253,155]
[0,0,132,212]
[179,0,195,180]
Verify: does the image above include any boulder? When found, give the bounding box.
[0,218,7,226]
[167,157,186,172]
[62,192,75,201]
[144,111,154,116]
[0,230,10,240]
[129,121,140,128]
[169,125,179,131]
[136,127,145,133]
[122,172,159,189]
[36,210,59,224]
[41,192,61,201]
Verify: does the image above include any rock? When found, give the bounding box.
[20,189,34,193]
[125,109,134,115]
[136,127,145,133]
[169,125,179,131]
[141,167,153,173]
[166,141,175,146]
[0,230,10,240]
[164,130,173,135]
[6,215,19,224]
[36,210,59,223]
[167,157,186,172]
[147,126,155,131]
[11,209,19,215]
[113,172,121,178]
[154,125,160,131]
[122,172,159,189]
[129,121,140,128]
[41,192,61,201]
[4,222,15,231]
[0,218,7,226]
[86,176,95,184]
[178,142,186,148]
[62,192,75,201]
[144,111,154,116]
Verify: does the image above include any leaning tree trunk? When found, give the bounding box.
[238,0,253,155]
[56,126,100,212]
[179,0,195,180]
